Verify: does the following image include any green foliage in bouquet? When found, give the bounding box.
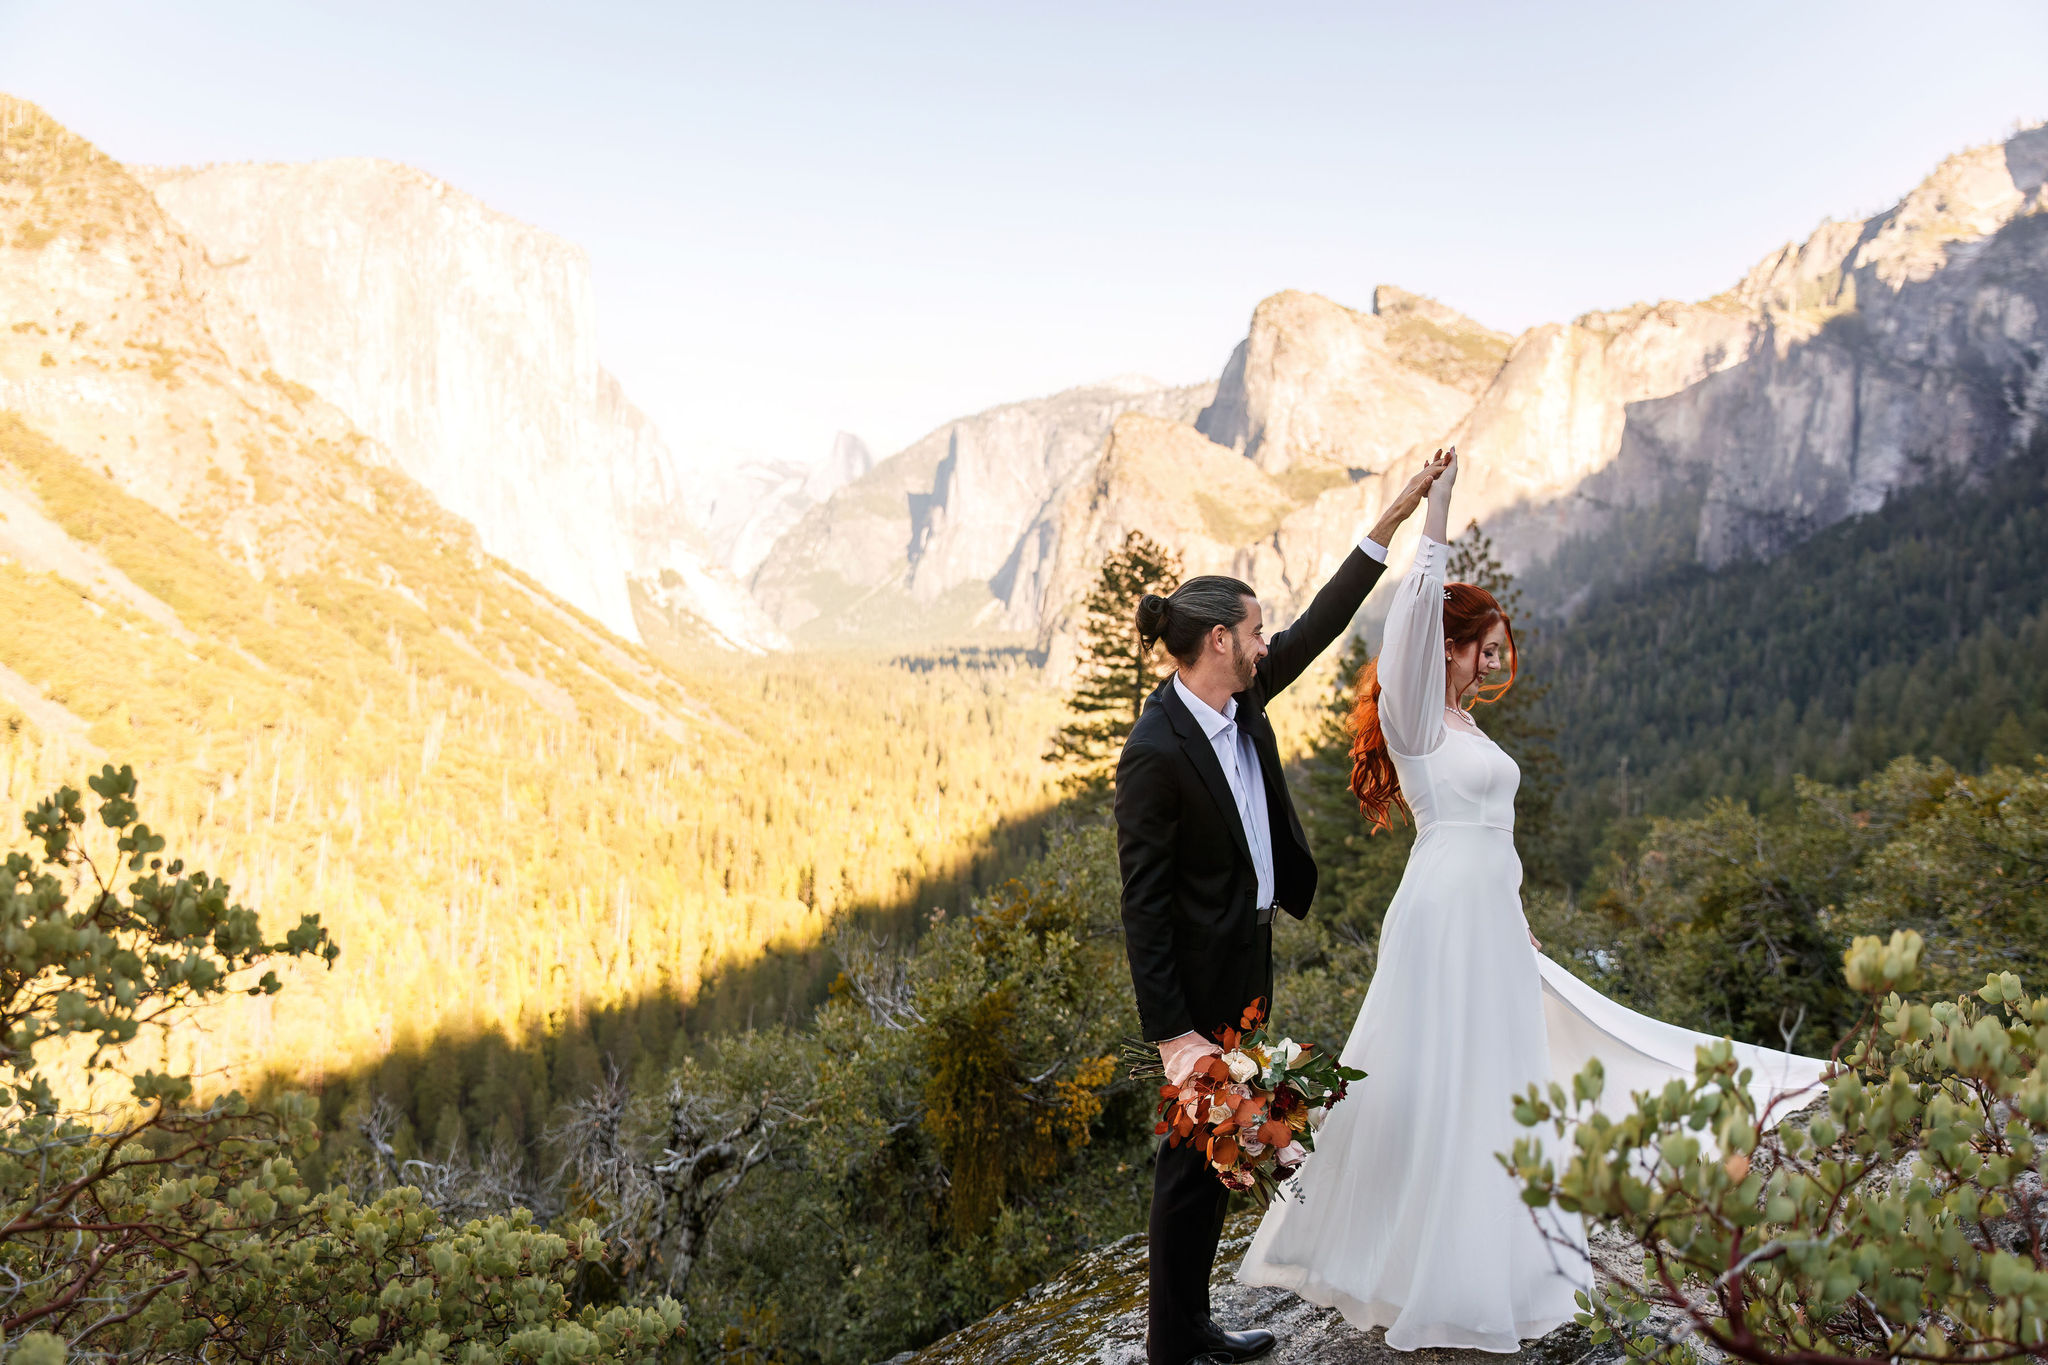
[0,768,683,1361]
[1506,928,2048,1365]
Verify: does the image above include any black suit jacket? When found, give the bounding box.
[1113,545,1388,1042]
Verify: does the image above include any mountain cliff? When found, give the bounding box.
[749,376,1214,644]
[0,98,379,577]
[1021,287,1512,671]
[138,157,782,652]
[1435,126,2046,604]
[759,125,2048,662]
[748,286,1512,652]
[748,287,1512,657]
[1499,129,2039,593]
[1197,285,1510,478]
[692,431,876,577]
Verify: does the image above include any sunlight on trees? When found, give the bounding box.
[0,771,684,1361]
[0,416,1063,1101]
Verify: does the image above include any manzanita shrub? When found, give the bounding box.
[1508,929,2048,1365]
[0,767,684,1362]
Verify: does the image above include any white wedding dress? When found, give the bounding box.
[1236,535,1830,1352]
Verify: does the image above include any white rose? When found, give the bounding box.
[1222,1050,1258,1084]
[1273,1039,1304,1068]
[1305,1105,1329,1131]
[1277,1140,1307,1166]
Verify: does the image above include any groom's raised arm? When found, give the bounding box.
[1257,538,1389,697]
[1115,739,1194,1042]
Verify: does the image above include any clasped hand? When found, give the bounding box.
[1365,447,1455,550]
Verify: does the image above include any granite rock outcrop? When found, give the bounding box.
[1424,125,2048,595]
[695,431,876,577]
[749,377,1213,644]
[877,1212,1672,1365]
[0,91,716,724]
[1197,285,1510,478]
[753,287,1506,652]
[763,125,2048,663]
[140,158,781,651]
[0,96,383,579]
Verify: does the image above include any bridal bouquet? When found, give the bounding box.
[1124,998,1364,1205]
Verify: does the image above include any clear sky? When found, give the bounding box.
[3,0,2043,474]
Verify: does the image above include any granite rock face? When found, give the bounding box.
[749,377,1213,644]
[1021,288,1509,670]
[1443,126,2048,590]
[0,96,378,578]
[1103,127,2048,642]
[753,287,1508,652]
[1198,286,1510,478]
[1020,413,1400,677]
[878,1213,1663,1365]
[769,126,2048,660]
[140,158,782,651]
[695,431,876,577]
[0,92,719,714]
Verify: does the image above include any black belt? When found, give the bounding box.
[1255,903,1278,925]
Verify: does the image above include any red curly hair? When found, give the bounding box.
[1347,582,1518,833]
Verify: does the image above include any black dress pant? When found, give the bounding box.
[1147,1133,1231,1364]
[1147,924,1271,1363]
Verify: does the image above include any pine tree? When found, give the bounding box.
[1045,531,1182,794]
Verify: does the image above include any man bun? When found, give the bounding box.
[1137,575,1255,667]
[1135,593,1172,649]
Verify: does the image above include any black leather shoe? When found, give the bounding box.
[1191,1323,1276,1362]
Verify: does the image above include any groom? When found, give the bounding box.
[1115,452,1448,1365]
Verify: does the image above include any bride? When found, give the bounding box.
[1235,448,1829,1352]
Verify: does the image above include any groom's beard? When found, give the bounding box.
[1231,636,1256,691]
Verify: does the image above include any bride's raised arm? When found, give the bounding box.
[1377,448,1456,758]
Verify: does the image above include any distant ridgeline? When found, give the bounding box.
[1530,428,2048,881]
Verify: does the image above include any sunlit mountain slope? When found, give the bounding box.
[0,95,1058,1089]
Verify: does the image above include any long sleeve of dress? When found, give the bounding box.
[1378,534,1450,758]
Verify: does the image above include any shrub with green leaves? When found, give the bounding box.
[1537,756,2048,1054]
[2,763,336,1114]
[1509,928,2048,1365]
[170,1194,683,1363]
[0,767,683,1362]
